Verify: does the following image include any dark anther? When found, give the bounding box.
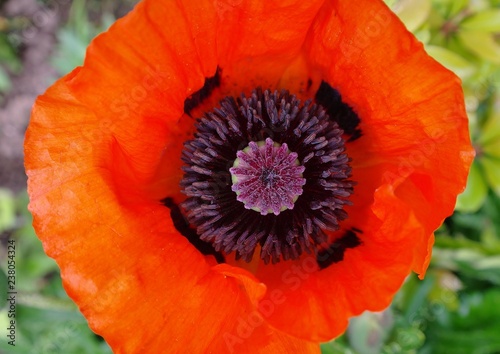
[317,230,362,269]
[183,67,222,116]
[306,78,313,91]
[161,197,225,263]
[315,81,362,141]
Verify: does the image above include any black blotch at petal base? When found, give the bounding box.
[317,229,362,269]
[314,81,362,142]
[184,67,222,116]
[161,197,225,263]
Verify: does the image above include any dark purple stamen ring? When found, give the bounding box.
[180,88,354,263]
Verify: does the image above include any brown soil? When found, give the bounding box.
[0,0,69,192]
[0,0,135,192]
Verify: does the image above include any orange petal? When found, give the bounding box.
[215,0,324,96]
[251,0,474,340]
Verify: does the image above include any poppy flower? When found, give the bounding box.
[25,0,474,352]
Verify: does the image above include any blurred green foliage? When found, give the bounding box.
[0,0,499,353]
[51,0,115,75]
[0,25,22,98]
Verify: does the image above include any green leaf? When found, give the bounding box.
[0,189,16,232]
[479,111,500,149]
[433,248,500,285]
[0,33,22,72]
[458,30,500,63]
[0,67,11,92]
[51,29,89,74]
[402,274,436,323]
[394,326,425,350]
[481,156,500,197]
[434,234,488,253]
[423,290,500,354]
[0,269,7,308]
[430,0,469,18]
[428,271,461,311]
[321,339,355,354]
[414,27,431,44]
[384,0,398,8]
[461,9,500,32]
[392,0,432,32]
[474,256,500,271]
[447,0,470,18]
[425,45,475,78]
[13,305,112,354]
[481,225,500,251]
[50,3,115,77]
[455,161,488,213]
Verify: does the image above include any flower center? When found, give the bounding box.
[180,88,354,264]
[230,138,306,215]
